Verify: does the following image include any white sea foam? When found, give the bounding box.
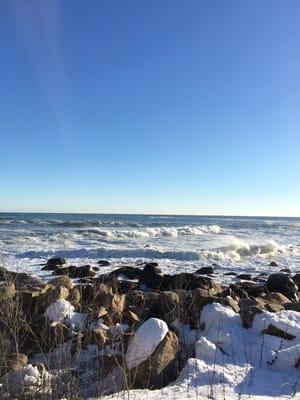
[83,224,222,239]
[1,214,300,279]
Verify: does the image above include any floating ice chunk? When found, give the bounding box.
[126,318,168,369]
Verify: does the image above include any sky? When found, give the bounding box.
[0,0,300,216]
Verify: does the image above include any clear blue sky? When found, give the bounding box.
[1,0,299,216]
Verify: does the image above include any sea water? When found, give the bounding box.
[0,213,300,280]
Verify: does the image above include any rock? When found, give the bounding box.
[195,266,214,275]
[67,287,81,309]
[49,275,74,290]
[139,263,164,289]
[84,328,108,348]
[293,274,300,286]
[146,291,180,324]
[0,282,16,301]
[263,324,296,340]
[262,292,291,304]
[0,267,45,291]
[284,302,300,312]
[43,257,66,270]
[280,268,292,273]
[110,266,141,280]
[238,274,252,280]
[123,309,140,324]
[22,315,70,354]
[190,290,240,328]
[97,260,111,266]
[128,330,179,389]
[266,273,298,300]
[224,272,237,276]
[240,298,265,328]
[6,354,28,374]
[166,273,221,293]
[269,261,278,267]
[93,284,125,320]
[38,286,70,314]
[0,363,50,398]
[240,297,284,328]
[54,265,97,279]
[240,282,265,297]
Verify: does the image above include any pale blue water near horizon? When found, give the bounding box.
[1,213,300,281]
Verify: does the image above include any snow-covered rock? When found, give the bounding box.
[126,318,169,369]
[45,299,75,323]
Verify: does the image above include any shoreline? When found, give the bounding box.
[1,258,300,398]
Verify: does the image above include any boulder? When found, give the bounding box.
[110,266,141,280]
[84,328,108,348]
[165,273,221,293]
[139,263,164,290]
[262,292,291,304]
[0,363,50,398]
[284,302,300,312]
[195,266,214,275]
[128,330,179,389]
[146,291,180,324]
[269,261,278,267]
[265,273,298,300]
[97,260,111,266]
[0,282,16,301]
[42,257,66,270]
[263,324,296,340]
[67,287,81,309]
[0,267,45,291]
[53,265,97,278]
[293,274,300,286]
[240,297,284,328]
[49,275,74,290]
[238,274,252,281]
[2,354,28,376]
[33,285,70,316]
[21,315,70,354]
[126,318,179,389]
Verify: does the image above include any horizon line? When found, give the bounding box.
[0,210,299,219]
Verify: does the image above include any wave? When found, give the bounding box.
[82,225,222,239]
[17,247,203,261]
[0,219,141,228]
[202,239,282,262]
[16,238,282,263]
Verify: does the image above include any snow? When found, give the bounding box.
[22,364,41,386]
[195,336,226,365]
[44,299,75,323]
[39,301,300,399]
[44,299,87,330]
[108,323,130,337]
[102,303,300,399]
[125,318,169,369]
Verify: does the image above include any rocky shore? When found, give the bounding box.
[1,258,300,399]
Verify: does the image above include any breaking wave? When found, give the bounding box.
[17,238,283,263]
[82,225,222,239]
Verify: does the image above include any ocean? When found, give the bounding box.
[0,212,300,280]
